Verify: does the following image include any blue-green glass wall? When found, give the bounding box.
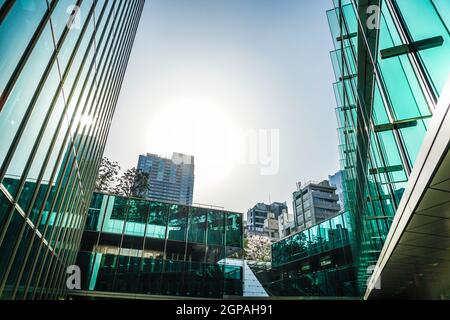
[328,0,450,294]
[270,211,357,297]
[76,192,244,299]
[0,0,145,300]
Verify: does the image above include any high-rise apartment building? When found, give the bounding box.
[293,181,341,230]
[0,0,144,299]
[137,152,195,205]
[328,0,450,298]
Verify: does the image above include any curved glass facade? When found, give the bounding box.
[75,192,244,299]
[0,0,144,300]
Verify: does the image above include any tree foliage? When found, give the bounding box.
[114,167,150,198]
[95,157,120,193]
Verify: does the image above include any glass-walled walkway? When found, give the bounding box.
[72,192,244,299]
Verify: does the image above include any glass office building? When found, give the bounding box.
[0,0,144,300]
[72,192,244,299]
[327,0,450,294]
[270,212,357,297]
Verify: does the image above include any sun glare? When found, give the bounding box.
[146,99,244,190]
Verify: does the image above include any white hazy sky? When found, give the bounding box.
[104,0,340,214]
